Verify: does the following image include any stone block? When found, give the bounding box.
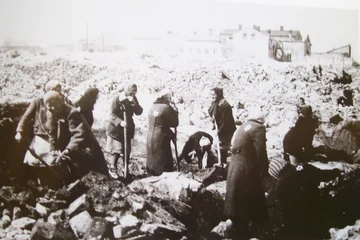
[66,194,90,217]
[11,217,36,229]
[69,210,93,238]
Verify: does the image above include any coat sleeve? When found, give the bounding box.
[16,99,37,133]
[109,97,124,127]
[252,125,269,175]
[132,96,143,116]
[167,106,179,128]
[202,132,214,144]
[65,111,87,152]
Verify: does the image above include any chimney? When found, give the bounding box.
[208,28,213,36]
[280,26,284,31]
[238,25,242,30]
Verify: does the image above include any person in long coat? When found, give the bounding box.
[106,84,143,179]
[74,87,99,127]
[43,91,109,182]
[146,89,179,176]
[208,87,236,165]
[15,80,65,188]
[224,108,269,239]
[283,105,318,166]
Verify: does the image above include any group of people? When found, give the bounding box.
[15,81,106,188]
[15,80,353,239]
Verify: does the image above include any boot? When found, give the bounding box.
[108,154,119,180]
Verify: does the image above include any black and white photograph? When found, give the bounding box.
[0,0,359,239]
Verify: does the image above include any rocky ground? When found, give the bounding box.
[0,47,360,239]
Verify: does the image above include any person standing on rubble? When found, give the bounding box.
[283,105,318,166]
[234,101,247,126]
[208,87,236,166]
[106,84,143,179]
[146,88,179,176]
[14,80,69,188]
[74,87,99,128]
[224,107,269,239]
[43,91,109,181]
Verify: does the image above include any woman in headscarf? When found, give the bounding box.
[106,83,143,179]
[208,87,236,165]
[74,87,99,127]
[44,80,72,105]
[146,88,179,176]
[43,90,109,181]
[15,80,65,188]
[224,107,269,239]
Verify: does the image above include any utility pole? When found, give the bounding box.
[86,22,89,51]
[101,32,104,52]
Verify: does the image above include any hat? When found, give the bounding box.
[268,158,288,180]
[300,105,312,117]
[44,80,61,92]
[248,107,265,123]
[158,88,172,99]
[43,90,62,104]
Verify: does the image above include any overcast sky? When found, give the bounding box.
[0,0,358,59]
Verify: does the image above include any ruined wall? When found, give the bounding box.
[282,41,305,61]
[302,53,353,69]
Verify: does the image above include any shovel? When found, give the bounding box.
[27,146,66,187]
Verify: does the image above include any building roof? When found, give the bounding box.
[220,29,241,35]
[261,29,302,41]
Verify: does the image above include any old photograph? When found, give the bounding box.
[0,0,359,239]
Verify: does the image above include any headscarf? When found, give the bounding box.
[43,90,63,105]
[300,105,313,118]
[211,87,223,102]
[157,88,172,101]
[125,83,137,96]
[248,107,265,124]
[44,80,61,92]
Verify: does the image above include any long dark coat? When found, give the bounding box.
[16,98,57,150]
[107,95,143,142]
[57,104,108,178]
[224,119,269,222]
[283,116,318,161]
[146,99,179,175]
[208,98,236,143]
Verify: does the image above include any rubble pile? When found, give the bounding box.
[1,48,360,239]
[0,170,230,239]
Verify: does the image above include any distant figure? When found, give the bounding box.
[283,105,318,166]
[208,87,236,165]
[296,97,306,116]
[337,88,354,107]
[74,87,99,127]
[318,64,323,77]
[146,89,179,176]
[178,131,216,169]
[224,108,269,239]
[269,158,342,239]
[234,101,246,126]
[106,84,143,179]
